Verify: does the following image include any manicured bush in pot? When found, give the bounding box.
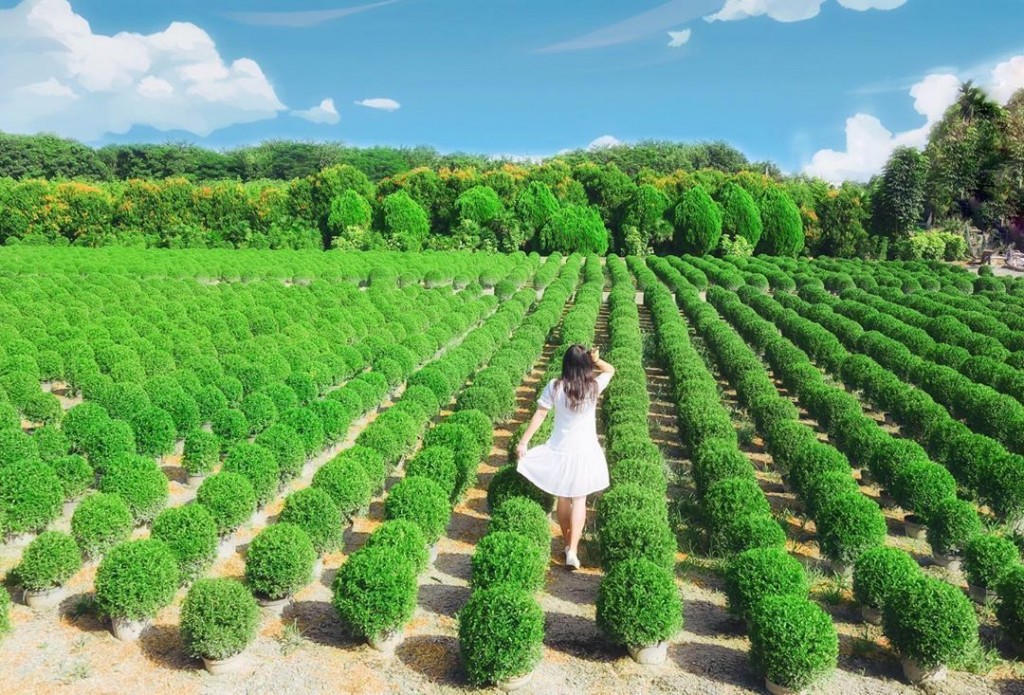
[182,429,220,480]
[332,545,418,648]
[724,547,808,620]
[488,497,551,554]
[99,456,169,524]
[596,558,681,664]
[852,546,921,624]
[459,585,544,687]
[962,534,1020,596]
[180,578,261,674]
[471,531,547,593]
[749,595,838,693]
[14,531,81,608]
[279,488,344,555]
[95,539,180,640]
[384,476,451,546]
[71,493,133,559]
[151,504,219,584]
[196,473,257,536]
[244,523,316,602]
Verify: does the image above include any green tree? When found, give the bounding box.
[757,187,804,256]
[379,191,430,251]
[814,185,869,257]
[455,186,504,225]
[872,147,927,240]
[672,186,722,255]
[539,205,609,255]
[514,181,560,243]
[717,181,763,248]
[327,190,373,247]
[621,184,672,254]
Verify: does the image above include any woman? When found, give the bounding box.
[516,344,614,570]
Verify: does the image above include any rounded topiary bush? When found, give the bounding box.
[196,472,257,536]
[34,426,69,462]
[891,460,957,522]
[241,392,278,435]
[405,446,459,501]
[222,443,280,507]
[598,508,675,572]
[311,456,373,520]
[609,458,667,498]
[749,595,838,691]
[927,498,983,557]
[363,519,429,572]
[446,409,494,453]
[334,445,387,493]
[424,422,483,497]
[673,185,723,256]
[471,531,547,593]
[95,539,180,620]
[151,504,219,583]
[691,439,755,499]
[597,484,668,529]
[211,408,249,445]
[596,557,682,647]
[384,476,450,545]
[332,545,418,641]
[182,429,220,477]
[883,576,978,669]
[279,488,343,554]
[0,459,64,534]
[851,544,919,614]
[15,531,82,591]
[130,406,177,457]
[254,424,307,482]
[63,402,110,454]
[458,585,545,686]
[86,419,137,474]
[71,492,133,559]
[996,564,1024,641]
[244,523,316,600]
[180,578,261,660]
[724,547,809,619]
[487,466,554,513]
[701,477,771,531]
[962,534,1020,590]
[814,493,887,567]
[488,497,551,553]
[99,456,168,524]
[712,513,787,557]
[50,454,93,502]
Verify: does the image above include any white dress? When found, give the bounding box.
[516,373,612,498]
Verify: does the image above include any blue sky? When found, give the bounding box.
[1,0,1023,182]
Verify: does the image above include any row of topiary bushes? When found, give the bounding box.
[762,284,1024,529]
[332,259,564,654]
[646,257,840,693]
[592,256,681,664]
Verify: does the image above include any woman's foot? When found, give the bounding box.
[565,549,581,570]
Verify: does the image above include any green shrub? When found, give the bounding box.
[749,595,837,691]
[87,419,137,473]
[95,539,180,620]
[311,455,373,519]
[50,454,93,501]
[597,484,667,529]
[196,472,257,536]
[355,422,405,468]
[719,182,763,247]
[182,429,220,477]
[471,531,547,592]
[608,458,667,498]
[336,539,418,643]
[962,534,1020,590]
[240,392,277,435]
[598,508,675,572]
[180,578,260,660]
[996,565,1024,640]
[253,424,306,482]
[489,497,551,553]
[99,456,168,524]
[151,505,219,583]
[63,402,110,454]
[244,523,316,600]
[362,520,429,573]
[0,428,38,468]
[33,426,69,462]
[279,488,343,554]
[702,477,771,530]
[222,443,280,507]
[384,476,450,545]
[0,459,65,534]
[71,493,132,558]
[596,557,682,647]
[691,439,754,499]
[487,465,553,512]
[405,446,459,501]
[890,460,956,522]
[458,585,544,686]
[757,187,804,257]
[724,547,808,619]
[712,513,787,557]
[853,546,920,611]
[673,186,723,256]
[539,205,609,255]
[14,531,81,591]
[883,576,978,668]
[313,399,353,443]
[408,367,453,402]
[927,498,983,556]
[262,383,299,414]
[130,406,177,457]
[334,445,387,493]
[211,408,249,445]
[815,493,887,566]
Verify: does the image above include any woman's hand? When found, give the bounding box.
[589,347,600,363]
[516,441,529,460]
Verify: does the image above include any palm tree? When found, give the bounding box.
[957,81,1001,125]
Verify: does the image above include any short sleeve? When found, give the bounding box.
[537,380,556,409]
[596,372,613,394]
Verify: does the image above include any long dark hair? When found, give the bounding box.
[557,344,598,411]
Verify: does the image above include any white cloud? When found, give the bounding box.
[667,29,692,48]
[706,0,906,22]
[588,135,623,150]
[0,0,286,140]
[802,57,1024,184]
[354,97,401,112]
[225,1,398,28]
[292,98,340,125]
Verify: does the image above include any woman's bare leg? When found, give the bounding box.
[556,497,572,548]
[567,496,587,556]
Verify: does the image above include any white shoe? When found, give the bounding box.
[565,550,581,570]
